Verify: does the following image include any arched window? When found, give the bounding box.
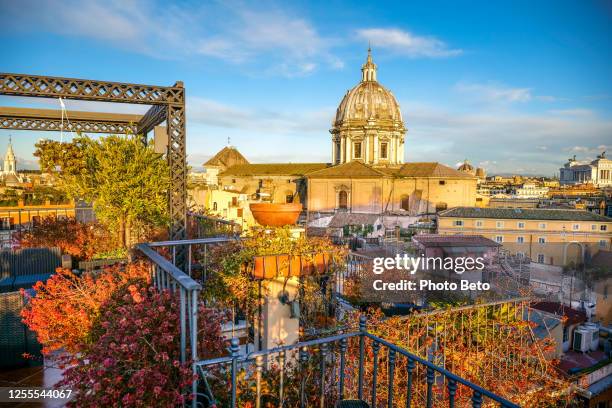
[338,190,348,209]
[213,202,218,211]
[285,192,294,203]
[400,195,409,211]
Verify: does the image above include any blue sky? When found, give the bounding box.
[1,0,611,175]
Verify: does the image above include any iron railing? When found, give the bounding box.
[197,316,520,408]
[137,237,237,408]
[137,237,522,408]
[187,213,241,239]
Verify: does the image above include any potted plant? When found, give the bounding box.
[249,179,303,227]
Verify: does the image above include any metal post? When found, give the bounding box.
[339,337,347,400]
[387,349,396,408]
[406,358,415,408]
[358,315,367,400]
[371,341,380,408]
[230,338,240,408]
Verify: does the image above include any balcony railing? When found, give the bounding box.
[197,316,520,408]
[137,237,521,408]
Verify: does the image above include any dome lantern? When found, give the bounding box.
[330,48,406,166]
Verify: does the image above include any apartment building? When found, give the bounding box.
[437,207,612,267]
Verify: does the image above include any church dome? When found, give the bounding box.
[457,159,475,173]
[333,49,404,127]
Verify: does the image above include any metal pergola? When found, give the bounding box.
[0,73,187,241]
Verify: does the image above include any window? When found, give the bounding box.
[602,225,608,232]
[539,223,547,229]
[592,224,597,231]
[496,221,504,228]
[354,142,362,159]
[495,236,503,243]
[232,179,236,183]
[476,197,483,202]
[231,197,238,206]
[538,237,546,244]
[1,217,10,230]
[517,222,525,229]
[380,142,388,159]
[400,195,409,211]
[453,220,464,227]
[572,224,580,231]
[338,190,348,209]
[475,220,483,228]
[517,236,524,243]
[537,254,545,263]
[563,326,569,342]
[600,240,607,248]
[213,202,218,211]
[439,180,446,185]
[285,194,294,204]
[517,252,525,258]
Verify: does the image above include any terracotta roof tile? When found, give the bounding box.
[306,161,388,178]
[220,163,328,176]
[439,207,612,222]
[205,147,249,168]
[412,234,501,247]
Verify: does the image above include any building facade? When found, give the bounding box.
[560,152,612,187]
[437,207,612,267]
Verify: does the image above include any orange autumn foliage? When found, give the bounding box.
[21,262,150,355]
[13,216,118,261]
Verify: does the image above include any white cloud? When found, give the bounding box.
[356,28,462,58]
[454,81,532,103]
[0,0,340,77]
[187,97,334,134]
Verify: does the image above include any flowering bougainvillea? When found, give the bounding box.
[58,284,196,407]
[21,263,150,354]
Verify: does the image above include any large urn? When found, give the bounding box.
[249,203,303,227]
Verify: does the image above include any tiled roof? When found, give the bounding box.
[220,163,328,176]
[306,161,387,178]
[531,301,587,326]
[439,207,612,222]
[392,162,474,178]
[205,146,249,168]
[328,212,382,228]
[412,234,501,247]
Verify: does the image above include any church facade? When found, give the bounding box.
[197,50,477,229]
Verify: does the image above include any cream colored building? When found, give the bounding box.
[438,207,612,267]
[560,152,612,187]
[307,161,476,217]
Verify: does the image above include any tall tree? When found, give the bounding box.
[35,135,170,246]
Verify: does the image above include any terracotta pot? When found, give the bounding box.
[249,203,303,227]
[252,252,331,279]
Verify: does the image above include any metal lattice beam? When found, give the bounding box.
[0,107,140,134]
[137,104,167,135]
[0,73,187,242]
[0,73,184,105]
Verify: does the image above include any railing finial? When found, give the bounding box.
[359,315,367,332]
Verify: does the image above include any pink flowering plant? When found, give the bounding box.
[58,283,225,407]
